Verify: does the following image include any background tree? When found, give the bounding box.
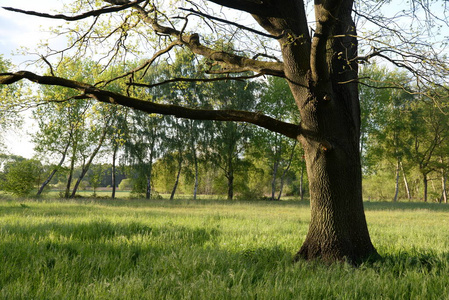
[123,110,164,199]
[251,76,301,200]
[205,76,259,200]
[360,66,415,201]
[88,164,105,197]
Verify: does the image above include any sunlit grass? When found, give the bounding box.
[0,198,448,299]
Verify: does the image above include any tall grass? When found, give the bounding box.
[1,198,448,299]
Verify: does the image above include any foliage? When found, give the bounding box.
[118,178,132,191]
[0,159,43,196]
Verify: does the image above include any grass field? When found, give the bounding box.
[1,198,449,299]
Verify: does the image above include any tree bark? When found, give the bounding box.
[271,159,279,201]
[37,141,70,196]
[393,158,400,202]
[70,125,108,198]
[193,151,199,200]
[146,175,152,199]
[145,139,155,200]
[400,162,411,201]
[226,137,235,200]
[423,173,428,202]
[442,170,447,204]
[170,151,183,200]
[263,0,378,263]
[189,121,199,200]
[64,140,78,198]
[111,143,118,199]
[226,172,234,200]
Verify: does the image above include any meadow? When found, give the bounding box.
[1,197,449,299]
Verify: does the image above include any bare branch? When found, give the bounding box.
[2,0,144,21]
[179,7,283,39]
[95,40,183,87]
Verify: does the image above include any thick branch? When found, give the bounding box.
[3,0,144,21]
[0,71,300,139]
[134,6,285,77]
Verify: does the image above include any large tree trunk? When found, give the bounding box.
[254,0,377,263]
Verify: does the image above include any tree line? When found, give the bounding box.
[0,52,304,200]
[1,57,448,203]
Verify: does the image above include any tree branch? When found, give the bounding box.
[133,5,285,77]
[204,0,278,18]
[128,73,265,89]
[95,40,183,87]
[3,0,144,21]
[0,71,301,139]
[179,7,283,39]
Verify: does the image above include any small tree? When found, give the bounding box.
[88,164,105,197]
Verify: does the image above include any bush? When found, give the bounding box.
[1,159,42,196]
[118,178,132,191]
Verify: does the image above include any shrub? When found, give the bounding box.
[1,159,42,196]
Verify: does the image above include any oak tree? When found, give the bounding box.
[1,0,448,263]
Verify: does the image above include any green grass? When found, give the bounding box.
[1,198,449,299]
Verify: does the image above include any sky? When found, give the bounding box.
[0,0,68,158]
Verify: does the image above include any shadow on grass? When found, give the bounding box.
[0,219,295,290]
[1,219,220,246]
[361,250,449,275]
